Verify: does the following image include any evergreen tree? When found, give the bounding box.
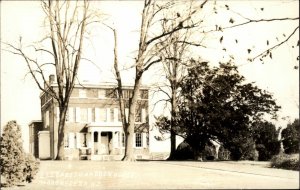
[0,121,26,186]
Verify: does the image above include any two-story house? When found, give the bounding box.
[34,75,150,160]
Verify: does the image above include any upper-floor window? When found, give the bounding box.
[99,108,107,122]
[110,108,114,122]
[123,90,133,99]
[80,108,88,122]
[140,90,148,99]
[98,89,106,99]
[135,108,142,122]
[66,107,75,122]
[79,89,86,98]
[106,89,117,98]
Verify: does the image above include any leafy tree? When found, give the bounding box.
[282,119,299,154]
[176,60,280,160]
[253,121,281,161]
[0,121,25,186]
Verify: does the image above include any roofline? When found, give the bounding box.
[28,120,42,126]
[40,82,150,97]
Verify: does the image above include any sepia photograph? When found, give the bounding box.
[0,0,299,189]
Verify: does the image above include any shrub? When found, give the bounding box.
[0,121,26,186]
[270,153,299,171]
[218,145,231,161]
[0,120,39,187]
[23,154,39,183]
[173,141,194,160]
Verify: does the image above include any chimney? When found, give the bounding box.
[49,74,55,84]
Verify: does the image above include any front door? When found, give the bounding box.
[100,132,109,154]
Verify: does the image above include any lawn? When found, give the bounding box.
[1,160,299,189]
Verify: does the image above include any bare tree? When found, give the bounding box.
[153,16,202,160]
[106,0,207,161]
[209,2,299,66]
[4,0,99,160]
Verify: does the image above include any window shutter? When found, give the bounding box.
[141,109,146,123]
[86,133,91,148]
[106,108,110,122]
[88,108,92,122]
[69,133,75,148]
[95,108,100,122]
[142,133,146,147]
[114,108,118,122]
[75,107,80,123]
[76,132,81,148]
[134,133,136,148]
[69,107,74,122]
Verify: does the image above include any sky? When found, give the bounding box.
[1,0,299,152]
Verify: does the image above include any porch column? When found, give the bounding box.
[91,130,94,156]
[98,131,101,154]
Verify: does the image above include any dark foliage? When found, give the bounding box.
[175,60,280,160]
[253,121,281,161]
[282,119,299,154]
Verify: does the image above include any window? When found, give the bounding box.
[110,109,114,122]
[94,132,98,142]
[135,108,141,122]
[140,90,148,99]
[64,133,75,148]
[106,89,117,98]
[123,90,133,99]
[98,89,105,98]
[66,107,75,122]
[99,108,107,122]
[79,89,86,98]
[76,133,87,148]
[64,134,69,148]
[135,133,142,147]
[69,133,75,148]
[75,107,80,122]
[80,108,88,122]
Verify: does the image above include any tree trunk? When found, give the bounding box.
[122,75,142,161]
[168,88,177,160]
[56,106,67,160]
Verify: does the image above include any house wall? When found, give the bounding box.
[40,85,150,160]
[29,121,43,158]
